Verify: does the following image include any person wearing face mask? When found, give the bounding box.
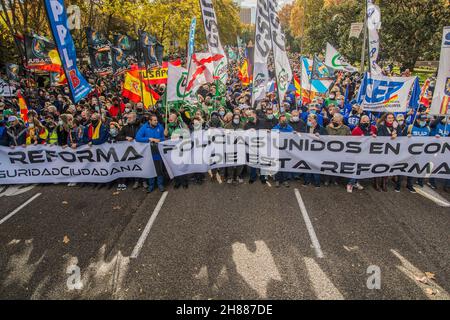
[375,113,399,192]
[225,114,245,184]
[26,118,48,145]
[189,116,207,185]
[273,115,294,187]
[396,114,408,137]
[289,110,306,133]
[426,116,449,191]
[44,116,59,145]
[106,121,127,191]
[404,114,430,193]
[260,108,278,130]
[302,114,327,187]
[430,115,450,137]
[302,103,324,126]
[345,104,363,130]
[208,112,226,184]
[324,113,350,186]
[136,114,166,193]
[108,97,125,118]
[347,116,377,193]
[325,91,337,107]
[82,113,109,146]
[243,110,265,184]
[6,116,27,147]
[217,107,227,121]
[108,122,121,143]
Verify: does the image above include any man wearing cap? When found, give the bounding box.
[405,114,431,193]
[302,103,324,126]
[6,116,27,147]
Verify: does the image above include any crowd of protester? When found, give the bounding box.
[1,53,449,194]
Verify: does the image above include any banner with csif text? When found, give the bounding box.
[159,130,450,180]
[0,142,156,185]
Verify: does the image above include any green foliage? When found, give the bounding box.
[282,0,449,70]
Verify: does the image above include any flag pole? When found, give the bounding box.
[182,17,196,104]
[137,30,146,108]
[268,3,282,109]
[360,0,368,74]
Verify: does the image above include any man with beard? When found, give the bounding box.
[136,113,165,193]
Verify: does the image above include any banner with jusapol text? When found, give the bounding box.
[0,142,156,185]
[357,73,417,112]
[44,0,92,103]
[159,129,450,180]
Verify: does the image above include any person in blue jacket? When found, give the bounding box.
[272,114,294,188]
[0,120,8,146]
[136,113,166,193]
[429,116,449,191]
[302,103,324,126]
[431,116,450,137]
[405,114,431,193]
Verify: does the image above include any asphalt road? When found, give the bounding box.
[0,177,449,300]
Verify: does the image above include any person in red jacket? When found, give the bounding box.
[107,97,125,119]
[347,116,377,193]
[352,115,377,137]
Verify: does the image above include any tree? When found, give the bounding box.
[281,0,449,70]
[381,0,450,70]
[0,0,243,64]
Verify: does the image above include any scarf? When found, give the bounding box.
[88,121,102,140]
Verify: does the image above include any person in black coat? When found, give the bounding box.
[289,110,306,133]
[6,116,27,147]
[301,113,327,187]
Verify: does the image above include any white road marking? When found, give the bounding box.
[294,189,324,258]
[414,185,450,207]
[131,192,169,259]
[0,193,42,226]
[304,257,344,300]
[0,185,36,198]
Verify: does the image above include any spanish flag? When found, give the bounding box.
[122,69,160,109]
[294,73,301,98]
[17,90,29,122]
[238,59,251,86]
[294,73,316,105]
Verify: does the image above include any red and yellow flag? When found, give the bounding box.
[17,91,29,122]
[238,59,251,86]
[294,73,316,105]
[122,69,160,109]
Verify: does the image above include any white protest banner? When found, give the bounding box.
[199,0,228,84]
[0,142,156,185]
[252,0,271,107]
[430,26,450,115]
[358,73,417,112]
[268,0,293,103]
[349,22,364,39]
[159,130,450,180]
[367,0,383,75]
[325,43,358,73]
